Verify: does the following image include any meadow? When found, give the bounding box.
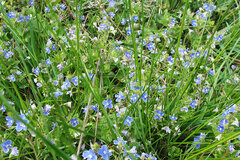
[0,0,240,159]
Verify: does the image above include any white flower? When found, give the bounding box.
[162,126,171,133]
[31,104,36,110]
[29,129,36,137]
[64,102,72,108]
[70,154,77,160]
[216,134,222,141]
[11,147,19,156]
[231,120,239,127]
[213,107,218,112]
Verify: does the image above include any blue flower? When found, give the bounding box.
[15,70,22,75]
[113,137,127,146]
[121,18,126,25]
[183,61,190,68]
[167,56,173,65]
[194,76,201,85]
[158,85,166,93]
[97,145,112,160]
[53,90,63,98]
[109,12,115,18]
[103,16,107,21]
[18,15,24,23]
[88,73,94,80]
[125,51,132,59]
[203,3,216,13]
[133,15,138,22]
[124,116,133,127]
[146,42,155,51]
[45,59,51,65]
[203,3,209,10]
[11,147,19,156]
[59,4,66,10]
[123,146,140,159]
[116,107,126,117]
[168,18,176,28]
[190,52,195,59]
[45,47,51,54]
[221,109,230,117]
[129,72,135,78]
[7,12,16,19]
[82,149,97,160]
[190,100,197,109]
[61,78,71,90]
[115,91,125,102]
[203,87,209,94]
[149,35,155,41]
[163,30,168,36]
[229,144,235,152]
[219,119,228,126]
[127,29,131,36]
[57,64,64,71]
[145,153,157,160]
[52,122,57,130]
[102,99,113,109]
[6,116,14,128]
[45,7,50,12]
[1,105,5,112]
[1,140,12,153]
[176,81,181,87]
[169,115,177,121]
[80,15,85,20]
[109,0,116,7]
[216,125,224,133]
[130,82,136,90]
[231,65,236,70]
[36,82,42,87]
[201,13,207,20]
[141,92,147,102]
[193,133,206,149]
[33,67,40,75]
[71,76,78,86]
[114,45,120,51]
[52,44,56,50]
[70,118,79,127]
[43,104,51,115]
[91,105,98,112]
[82,106,88,114]
[25,16,30,22]
[229,105,236,112]
[141,39,146,46]
[16,114,29,132]
[154,110,164,120]
[44,138,54,146]
[216,34,223,42]
[4,51,13,59]
[130,94,138,103]
[191,20,197,27]
[8,74,15,82]
[195,52,201,57]
[181,107,188,112]
[53,80,59,86]
[29,0,34,6]
[99,24,108,30]
[208,68,214,76]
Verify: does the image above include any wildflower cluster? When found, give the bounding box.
[0,0,239,159]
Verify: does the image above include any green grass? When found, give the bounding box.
[0,0,240,159]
